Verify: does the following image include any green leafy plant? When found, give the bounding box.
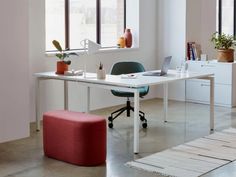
[52,40,78,65]
[211,32,235,50]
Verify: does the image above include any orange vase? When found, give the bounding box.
[118,37,125,48]
[56,61,68,75]
[124,29,132,48]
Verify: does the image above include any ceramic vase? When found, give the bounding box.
[97,69,106,80]
[118,37,125,48]
[124,29,132,48]
[56,61,68,75]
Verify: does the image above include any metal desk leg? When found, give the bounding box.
[86,87,90,113]
[210,77,215,131]
[163,83,168,123]
[35,78,40,131]
[134,89,140,154]
[64,81,69,110]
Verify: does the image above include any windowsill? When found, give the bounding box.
[98,47,139,53]
[45,47,139,57]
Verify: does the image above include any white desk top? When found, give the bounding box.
[35,70,214,88]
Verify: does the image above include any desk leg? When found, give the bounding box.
[134,89,140,154]
[86,87,90,113]
[64,81,69,110]
[163,83,168,123]
[35,78,40,131]
[210,77,215,131]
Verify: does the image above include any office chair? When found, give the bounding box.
[108,62,149,129]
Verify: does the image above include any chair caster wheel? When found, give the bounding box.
[108,122,113,128]
[140,116,145,122]
[108,116,113,121]
[142,122,147,129]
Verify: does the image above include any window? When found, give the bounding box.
[101,0,125,47]
[46,0,126,51]
[217,0,235,36]
[46,0,65,50]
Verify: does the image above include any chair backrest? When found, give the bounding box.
[111,62,146,75]
[110,61,149,97]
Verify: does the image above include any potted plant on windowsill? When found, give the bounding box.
[211,32,235,62]
[52,40,78,74]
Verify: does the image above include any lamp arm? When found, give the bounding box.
[80,39,89,78]
[80,39,89,52]
[79,39,101,78]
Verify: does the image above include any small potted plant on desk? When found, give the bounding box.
[97,62,106,79]
[52,40,78,74]
[211,32,235,62]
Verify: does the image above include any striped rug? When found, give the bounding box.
[126,128,236,177]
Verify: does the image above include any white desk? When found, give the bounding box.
[35,70,214,154]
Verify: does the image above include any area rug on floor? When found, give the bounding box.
[126,128,236,177]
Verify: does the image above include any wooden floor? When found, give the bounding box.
[1,99,236,177]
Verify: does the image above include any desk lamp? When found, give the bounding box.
[80,39,101,78]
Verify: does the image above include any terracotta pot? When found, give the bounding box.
[56,61,68,75]
[124,29,132,48]
[217,49,234,62]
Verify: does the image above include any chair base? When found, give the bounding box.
[108,100,147,128]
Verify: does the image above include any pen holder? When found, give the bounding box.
[97,69,106,80]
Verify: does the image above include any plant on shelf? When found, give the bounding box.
[52,40,78,74]
[211,32,235,62]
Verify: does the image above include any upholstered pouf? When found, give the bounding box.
[43,110,106,166]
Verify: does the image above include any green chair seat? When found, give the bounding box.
[111,86,149,97]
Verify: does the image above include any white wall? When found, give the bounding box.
[156,0,217,100]
[186,0,202,44]
[29,0,158,122]
[29,0,46,123]
[0,0,30,142]
[186,0,217,59]
[200,0,217,59]
[156,0,187,100]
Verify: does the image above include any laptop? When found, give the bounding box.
[143,56,172,76]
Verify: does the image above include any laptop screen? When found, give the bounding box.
[160,56,172,76]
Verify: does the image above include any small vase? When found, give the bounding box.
[124,29,132,48]
[118,37,125,48]
[56,61,68,75]
[97,69,106,80]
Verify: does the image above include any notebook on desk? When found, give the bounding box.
[143,56,172,76]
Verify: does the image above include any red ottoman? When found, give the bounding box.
[43,110,106,166]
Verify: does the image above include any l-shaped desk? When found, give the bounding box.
[35,70,214,154]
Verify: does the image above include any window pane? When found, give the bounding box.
[222,0,234,35]
[101,0,125,47]
[70,0,96,49]
[45,0,65,51]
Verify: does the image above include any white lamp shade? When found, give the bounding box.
[87,40,101,55]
